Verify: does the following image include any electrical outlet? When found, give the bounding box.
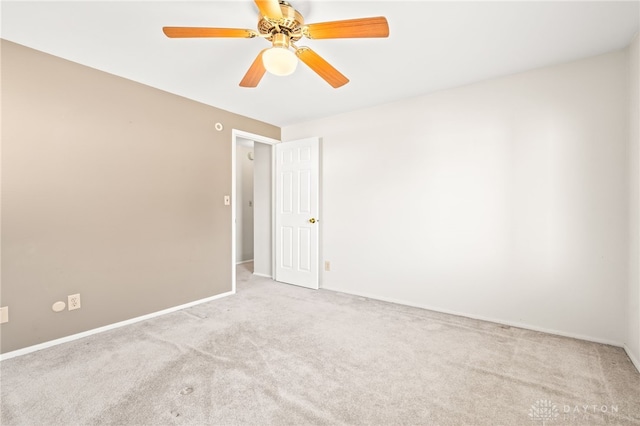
[325,261,331,272]
[0,306,8,324]
[68,294,81,311]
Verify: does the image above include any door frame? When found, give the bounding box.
[231,129,279,294]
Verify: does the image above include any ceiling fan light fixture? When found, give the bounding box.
[163,0,390,87]
[262,32,297,76]
[262,46,298,76]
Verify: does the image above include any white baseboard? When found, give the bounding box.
[0,290,235,361]
[236,259,254,265]
[624,344,640,374]
[321,286,624,348]
[253,272,272,278]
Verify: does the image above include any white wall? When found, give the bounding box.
[236,144,254,262]
[283,50,629,345]
[254,143,272,277]
[627,33,640,369]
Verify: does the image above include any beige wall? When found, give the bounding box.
[283,50,629,345]
[628,33,640,369]
[0,40,279,354]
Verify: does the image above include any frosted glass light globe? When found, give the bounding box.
[262,47,298,76]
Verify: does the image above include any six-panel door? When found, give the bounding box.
[275,137,319,289]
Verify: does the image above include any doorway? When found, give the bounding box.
[231,131,322,293]
[235,138,255,266]
[231,130,278,293]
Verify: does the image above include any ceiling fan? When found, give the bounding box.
[162,0,389,88]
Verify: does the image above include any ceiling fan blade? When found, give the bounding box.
[239,50,268,88]
[304,17,389,39]
[162,27,256,38]
[255,0,283,20]
[295,47,349,88]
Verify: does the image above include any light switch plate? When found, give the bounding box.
[224,195,230,206]
[0,306,8,324]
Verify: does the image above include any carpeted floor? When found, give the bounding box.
[1,263,639,425]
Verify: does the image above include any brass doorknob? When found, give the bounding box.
[309,218,317,224]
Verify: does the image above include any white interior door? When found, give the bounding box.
[275,137,320,289]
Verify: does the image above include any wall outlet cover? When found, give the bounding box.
[68,294,81,311]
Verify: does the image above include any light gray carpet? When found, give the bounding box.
[1,263,639,425]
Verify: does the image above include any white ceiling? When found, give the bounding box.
[2,1,639,127]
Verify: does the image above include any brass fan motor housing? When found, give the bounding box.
[258,1,304,42]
